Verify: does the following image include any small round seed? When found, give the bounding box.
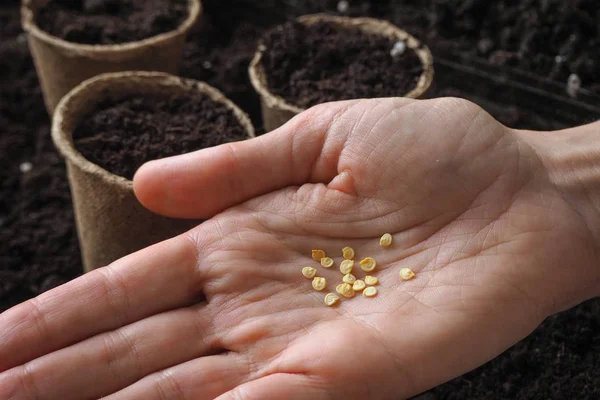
[363,287,378,297]
[400,268,416,281]
[336,283,355,298]
[312,249,326,262]
[364,276,378,286]
[340,259,354,274]
[342,246,355,260]
[359,257,377,272]
[380,233,393,247]
[302,267,317,279]
[312,277,327,291]
[343,273,356,284]
[321,257,334,268]
[352,280,366,292]
[324,293,340,306]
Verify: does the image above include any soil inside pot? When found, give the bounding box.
[72,92,249,180]
[286,0,600,95]
[261,20,424,109]
[35,0,189,44]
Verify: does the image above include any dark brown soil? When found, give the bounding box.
[35,0,189,44]
[181,20,268,132]
[1,6,81,312]
[261,21,424,109]
[423,82,569,132]
[73,93,250,180]
[424,298,600,400]
[426,0,600,94]
[286,0,600,95]
[181,1,595,132]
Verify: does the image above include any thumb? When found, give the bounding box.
[133,100,359,219]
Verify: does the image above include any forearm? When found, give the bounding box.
[517,121,600,298]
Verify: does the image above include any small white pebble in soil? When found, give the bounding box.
[19,162,33,173]
[337,0,349,13]
[476,38,494,55]
[202,61,212,69]
[554,55,566,64]
[16,33,27,44]
[566,74,581,98]
[390,41,407,58]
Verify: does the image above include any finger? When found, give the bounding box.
[104,353,249,400]
[215,373,330,400]
[0,234,200,372]
[0,304,217,400]
[133,100,360,219]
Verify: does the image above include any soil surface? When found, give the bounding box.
[181,1,596,132]
[1,6,81,311]
[1,1,599,399]
[73,93,250,180]
[425,0,600,94]
[285,0,600,95]
[35,0,189,44]
[261,21,424,109]
[181,19,268,132]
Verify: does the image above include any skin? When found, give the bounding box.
[0,97,598,399]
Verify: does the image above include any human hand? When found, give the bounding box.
[1,98,598,399]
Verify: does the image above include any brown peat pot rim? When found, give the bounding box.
[249,14,435,118]
[21,0,202,60]
[52,70,255,271]
[51,71,256,189]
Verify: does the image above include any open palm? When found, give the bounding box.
[1,98,598,400]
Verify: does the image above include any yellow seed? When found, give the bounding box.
[364,276,378,286]
[340,259,354,274]
[359,257,377,272]
[400,268,416,281]
[321,257,334,268]
[312,249,326,262]
[312,277,327,291]
[342,246,355,260]
[302,267,317,279]
[380,233,393,247]
[324,293,340,306]
[343,273,356,284]
[352,280,366,292]
[336,283,355,298]
[363,286,378,297]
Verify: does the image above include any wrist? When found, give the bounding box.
[516,121,600,300]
